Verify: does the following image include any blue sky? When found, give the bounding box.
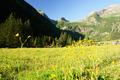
[26,0,120,21]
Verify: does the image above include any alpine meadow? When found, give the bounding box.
[0,0,120,80]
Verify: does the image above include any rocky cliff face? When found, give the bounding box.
[98,4,120,17]
[84,4,120,24]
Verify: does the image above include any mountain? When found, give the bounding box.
[56,4,120,41]
[58,17,69,22]
[85,12,101,24]
[0,0,85,47]
[82,4,120,40]
[98,4,120,17]
[85,4,120,24]
[0,0,60,37]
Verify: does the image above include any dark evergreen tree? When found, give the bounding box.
[0,14,32,47]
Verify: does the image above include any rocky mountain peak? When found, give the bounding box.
[85,4,120,24]
[59,17,69,22]
[98,4,120,17]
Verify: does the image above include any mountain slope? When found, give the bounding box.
[56,4,120,41]
[86,4,120,24]
[84,4,120,40]
[98,4,120,17]
[0,0,60,37]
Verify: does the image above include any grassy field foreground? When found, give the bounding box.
[0,45,120,80]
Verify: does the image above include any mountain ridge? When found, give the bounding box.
[55,4,120,41]
[0,0,60,37]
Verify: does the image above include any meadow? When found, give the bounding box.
[0,45,120,80]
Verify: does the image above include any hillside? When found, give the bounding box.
[56,4,120,41]
[0,0,60,37]
[98,4,120,17]
[0,0,85,47]
[86,4,120,24]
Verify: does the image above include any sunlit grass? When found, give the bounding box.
[0,45,120,80]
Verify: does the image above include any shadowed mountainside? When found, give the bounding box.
[0,0,60,37]
[0,0,84,40]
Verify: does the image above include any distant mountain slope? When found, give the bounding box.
[56,4,120,41]
[85,4,120,24]
[98,4,120,17]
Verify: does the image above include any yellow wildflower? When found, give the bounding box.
[112,60,115,64]
[15,33,19,37]
[28,35,31,38]
[50,74,56,79]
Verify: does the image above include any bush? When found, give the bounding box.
[72,39,96,47]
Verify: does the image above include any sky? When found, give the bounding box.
[26,0,120,21]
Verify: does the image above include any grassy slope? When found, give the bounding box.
[0,45,120,80]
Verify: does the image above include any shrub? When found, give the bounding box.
[72,39,96,47]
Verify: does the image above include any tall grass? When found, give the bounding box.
[0,45,120,80]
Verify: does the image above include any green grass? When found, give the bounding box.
[0,45,120,80]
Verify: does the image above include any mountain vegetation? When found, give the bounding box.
[0,0,84,48]
[56,4,120,41]
[0,0,61,37]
